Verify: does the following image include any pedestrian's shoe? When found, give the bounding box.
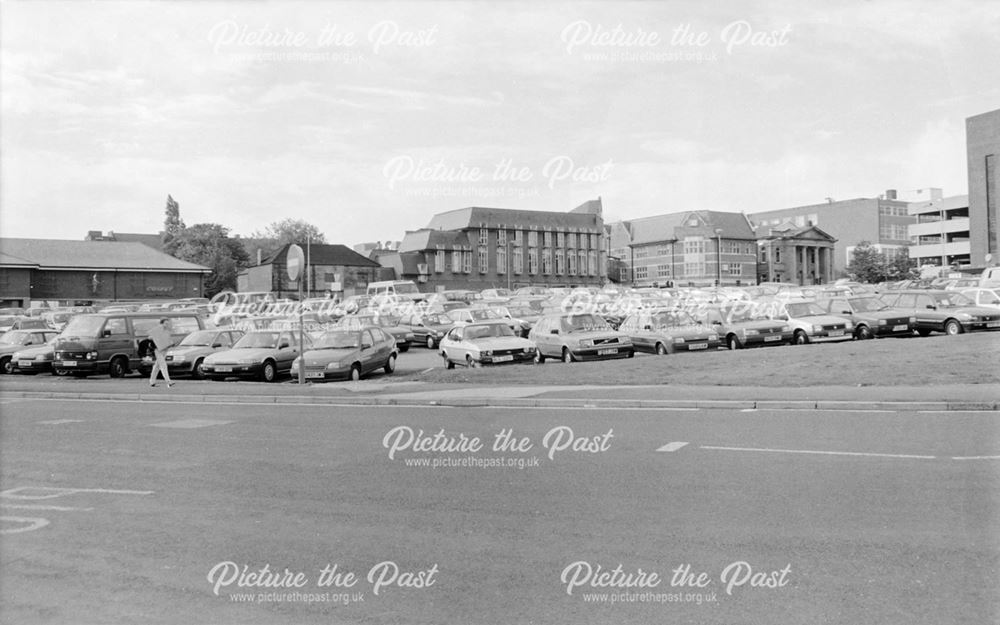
[167,383,175,388]
[149,383,156,387]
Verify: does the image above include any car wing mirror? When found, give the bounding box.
[926,304,936,310]
[841,310,851,315]
[102,329,112,337]
[212,343,222,348]
[550,329,559,334]
[361,342,373,349]
[643,325,652,330]
[279,341,290,349]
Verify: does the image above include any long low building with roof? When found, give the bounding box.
[0,238,210,307]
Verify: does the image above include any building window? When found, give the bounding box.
[634,247,649,259]
[543,231,552,247]
[528,230,538,247]
[463,251,472,273]
[555,249,565,274]
[557,232,565,247]
[775,248,781,263]
[578,251,587,275]
[588,251,597,276]
[590,234,598,248]
[479,228,488,245]
[451,250,462,273]
[656,245,670,257]
[635,266,649,280]
[657,264,671,277]
[513,230,523,245]
[567,233,576,249]
[568,251,577,275]
[684,262,705,277]
[683,240,705,254]
[479,246,488,273]
[724,263,743,276]
[528,248,539,274]
[542,249,552,274]
[435,249,445,273]
[513,247,523,274]
[497,246,507,274]
[620,267,629,281]
[497,229,507,246]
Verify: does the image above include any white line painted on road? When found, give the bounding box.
[951,455,1000,460]
[656,442,689,452]
[1,516,50,534]
[150,419,233,429]
[37,419,85,425]
[700,446,937,460]
[1,504,94,511]
[1,487,154,500]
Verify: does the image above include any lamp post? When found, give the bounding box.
[714,228,723,287]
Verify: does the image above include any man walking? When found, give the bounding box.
[148,318,175,388]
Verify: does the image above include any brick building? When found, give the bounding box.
[238,243,381,299]
[967,108,1000,267]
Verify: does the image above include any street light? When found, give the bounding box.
[714,228,723,287]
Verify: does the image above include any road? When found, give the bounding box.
[1,397,998,624]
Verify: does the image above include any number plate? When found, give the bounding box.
[988,321,1000,328]
[828,330,844,337]
[892,324,908,331]
[215,366,232,373]
[493,355,514,362]
[764,335,781,342]
[688,343,708,350]
[61,360,77,367]
[306,372,326,379]
[597,348,618,355]
[18,360,32,367]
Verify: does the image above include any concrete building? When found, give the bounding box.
[391,199,606,291]
[0,238,209,307]
[907,194,970,268]
[756,222,838,285]
[607,211,759,287]
[748,191,916,277]
[237,243,381,299]
[967,108,1000,267]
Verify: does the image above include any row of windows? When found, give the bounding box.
[433,248,599,276]
[879,224,911,240]
[878,205,909,217]
[481,228,599,249]
[615,242,757,258]
[622,263,752,279]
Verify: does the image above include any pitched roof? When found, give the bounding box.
[425,206,603,231]
[263,243,381,268]
[398,229,472,252]
[0,238,209,272]
[110,232,164,250]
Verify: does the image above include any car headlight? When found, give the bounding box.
[743,329,759,336]
[908,317,916,323]
[877,319,887,326]
[780,326,790,333]
[673,337,686,344]
[957,313,973,321]
[579,339,594,347]
[524,346,535,353]
[87,351,98,360]
[708,334,718,341]
[845,321,854,330]
[326,362,343,370]
[812,324,823,333]
[37,354,49,361]
[483,350,493,357]
[291,357,300,368]
[172,354,187,362]
[238,358,258,365]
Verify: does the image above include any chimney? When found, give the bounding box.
[885,189,897,200]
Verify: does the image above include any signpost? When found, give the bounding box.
[287,245,305,385]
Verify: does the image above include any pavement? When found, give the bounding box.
[2,376,998,411]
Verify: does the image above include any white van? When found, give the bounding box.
[366,281,426,302]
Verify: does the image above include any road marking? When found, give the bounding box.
[1,516,50,534]
[699,446,937,460]
[0,487,154,500]
[37,419,85,425]
[952,455,1000,460]
[150,419,233,429]
[656,442,689,452]
[1,504,94,511]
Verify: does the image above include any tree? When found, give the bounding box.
[253,218,327,250]
[846,240,888,283]
[171,223,250,296]
[886,246,918,280]
[162,195,186,255]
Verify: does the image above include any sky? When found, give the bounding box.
[2,0,999,245]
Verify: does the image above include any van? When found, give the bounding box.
[53,312,205,377]
[366,281,426,302]
[980,267,1000,288]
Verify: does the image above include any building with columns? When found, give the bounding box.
[755,222,837,285]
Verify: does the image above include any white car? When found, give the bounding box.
[960,288,1000,310]
[774,300,854,344]
[439,321,536,368]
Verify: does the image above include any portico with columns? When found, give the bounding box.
[756,223,837,285]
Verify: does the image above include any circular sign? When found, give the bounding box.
[286,244,305,282]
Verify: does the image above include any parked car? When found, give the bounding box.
[1,329,61,374]
[201,330,312,382]
[439,321,536,368]
[529,313,633,363]
[773,300,854,344]
[691,305,792,350]
[619,309,722,354]
[959,287,1000,310]
[291,327,397,382]
[879,290,1000,335]
[10,336,61,375]
[138,328,246,379]
[396,312,454,349]
[335,314,414,352]
[816,296,916,339]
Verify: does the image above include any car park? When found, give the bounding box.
[879,290,1000,335]
[691,305,791,350]
[440,321,536,368]
[530,313,633,363]
[773,300,854,344]
[10,336,61,375]
[817,296,916,339]
[0,329,61,373]
[139,328,246,379]
[619,309,722,354]
[202,330,312,382]
[291,327,397,381]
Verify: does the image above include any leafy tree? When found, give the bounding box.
[162,195,186,255]
[846,240,888,283]
[253,218,327,250]
[886,246,918,280]
[171,223,250,296]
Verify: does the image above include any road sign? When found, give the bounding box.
[287,244,305,282]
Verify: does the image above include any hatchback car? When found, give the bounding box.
[773,300,854,344]
[620,309,722,354]
[1,329,61,374]
[139,329,246,379]
[692,305,792,350]
[291,327,397,381]
[817,296,916,340]
[201,330,312,382]
[879,290,1000,335]
[396,312,454,349]
[335,314,414,352]
[529,313,633,363]
[440,321,536,368]
[9,335,61,375]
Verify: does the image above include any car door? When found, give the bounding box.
[100,317,133,362]
[532,318,554,356]
[444,327,466,361]
[913,294,942,328]
[275,332,299,371]
[372,328,393,365]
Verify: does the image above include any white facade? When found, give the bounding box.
[907,194,970,266]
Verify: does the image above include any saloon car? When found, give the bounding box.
[691,305,792,350]
[529,313,633,363]
[9,335,61,375]
[817,296,915,339]
[879,290,1000,335]
[139,329,246,379]
[773,300,854,344]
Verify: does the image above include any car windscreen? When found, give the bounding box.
[849,297,887,312]
[465,324,515,339]
[649,311,695,327]
[179,330,217,346]
[314,331,361,349]
[421,314,449,325]
[233,332,279,349]
[933,293,972,307]
[785,302,825,317]
[60,315,106,337]
[0,331,28,345]
[561,314,611,332]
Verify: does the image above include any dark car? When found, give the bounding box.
[879,290,1000,336]
[619,309,722,354]
[817,296,916,339]
[291,327,397,382]
[396,312,455,349]
[1,330,61,374]
[691,305,792,350]
[202,330,312,382]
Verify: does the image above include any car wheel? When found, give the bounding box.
[793,330,809,345]
[261,360,277,383]
[534,351,545,364]
[855,325,873,340]
[426,336,436,349]
[384,354,396,374]
[349,364,362,381]
[0,357,11,375]
[655,342,668,355]
[108,356,127,378]
[562,348,573,363]
[193,358,206,379]
[54,368,69,377]
[465,355,481,368]
[442,353,455,370]
[944,319,962,335]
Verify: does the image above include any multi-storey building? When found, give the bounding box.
[967,109,1000,267]
[907,194,970,268]
[607,211,759,287]
[389,199,606,291]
